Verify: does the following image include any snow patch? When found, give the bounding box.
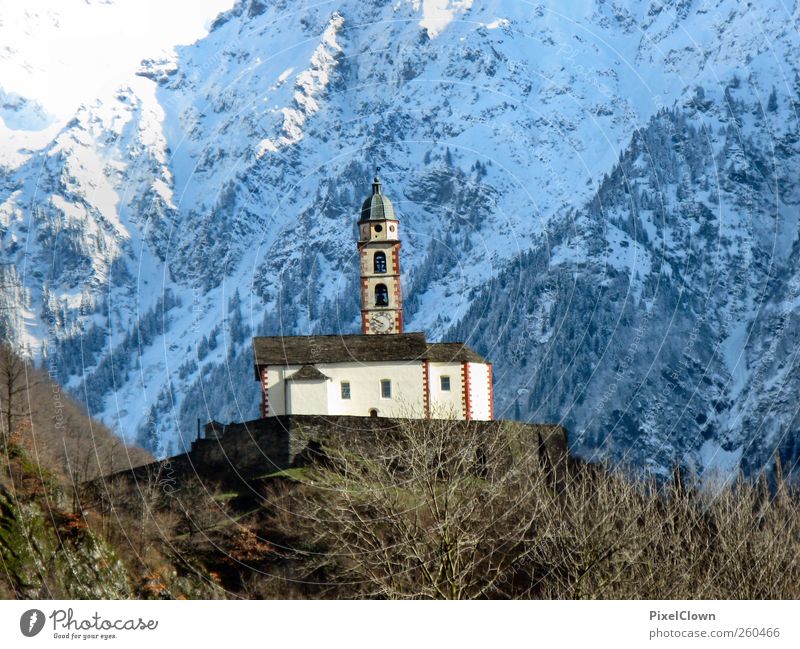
[721,321,750,401]
[699,440,743,487]
[417,0,474,37]
[482,18,509,30]
[277,67,294,84]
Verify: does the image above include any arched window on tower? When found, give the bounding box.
[375,284,389,307]
[374,251,387,273]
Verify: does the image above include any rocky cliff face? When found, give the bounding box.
[1,0,798,474]
[0,487,131,598]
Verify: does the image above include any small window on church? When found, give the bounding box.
[441,376,451,391]
[375,284,389,306]
[380,379,392,399]
[341,381,351,399]
[374,251,387,273]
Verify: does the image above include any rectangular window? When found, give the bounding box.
[440,376,451,391]
[380,379,392,399]
[341,381,351,399]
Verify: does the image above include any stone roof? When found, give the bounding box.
[360,176,396,221]
[286,364,330,381]
[424,342,487,363]
[252,332,486,373]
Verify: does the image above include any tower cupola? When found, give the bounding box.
[360,176,396,221]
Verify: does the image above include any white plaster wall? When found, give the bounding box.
[264,362,425,418]
[467,362,492,421]
[265,367,288,416]
[360,219,399,243]
[287,379,329,415]
[263,360,491,419]
[323,360,425,418]
[428,362,464,418]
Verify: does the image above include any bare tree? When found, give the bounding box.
[265,418,566,599]
[0,342,30,451]
[263,419,800,600]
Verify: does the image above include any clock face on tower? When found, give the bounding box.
[369,311,394,334]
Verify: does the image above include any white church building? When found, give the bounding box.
[252,176,494,421]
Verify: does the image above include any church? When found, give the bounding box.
[252,176,494,421]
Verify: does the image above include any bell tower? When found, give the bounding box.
[358,175,403,335]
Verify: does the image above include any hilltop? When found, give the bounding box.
[5,393,800,599]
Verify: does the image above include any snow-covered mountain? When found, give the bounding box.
[1,0,799,475]
[0,0,234,166]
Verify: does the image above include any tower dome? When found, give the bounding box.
[360,176,396,221]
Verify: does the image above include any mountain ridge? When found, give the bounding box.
[1,0,798,473]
